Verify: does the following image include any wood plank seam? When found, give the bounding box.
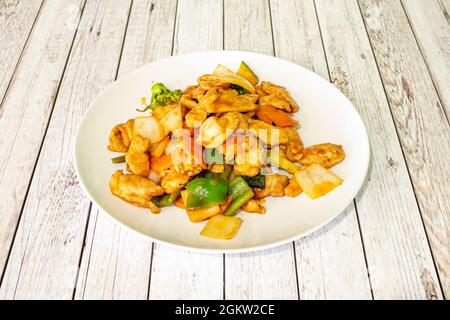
[308,0,375,299]
[265,0,301,300]
[0,0,89,292]
[10,0,89,297]
[268,0,300,300]
[399,0,449,125]
[71,202,93,299]
[0,0,45,112]
[0,0,45,280]
[355,0,446,298]
[355,0,445,298]
[73,204,97,299]
[71,0,135,300]
[315,0,374,299]
[145,0,178,300]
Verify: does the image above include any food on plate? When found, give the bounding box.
[106,61,345,240]
[294,164,343,199]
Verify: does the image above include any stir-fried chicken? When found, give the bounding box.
[197,75,230,90]
[283,127,304,162]
[125,134,151,177]
[106,62,346,239]
[242,199,266,214]
[160,168,191,194]
[185,107,208,128]
[200,90,258,113]
[284,176,302,197]
[299,143,345,168]
[108,119,134,152]
[109,170,164,213]
[248,119,289,145]
[254,174,290,198]
[261,81,299,112]
[259,95,291,112]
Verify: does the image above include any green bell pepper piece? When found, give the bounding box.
[223,176,255,216]
[186,177,228,210]
[152,190,181,208]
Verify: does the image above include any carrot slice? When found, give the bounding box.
[257,105,298,127]
[175,196,185,209]
[256,107,274,125]
[150,154,172,173]
[219,196,233,214]
[271,110,298,127]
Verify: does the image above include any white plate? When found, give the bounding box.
[75,51,370,253]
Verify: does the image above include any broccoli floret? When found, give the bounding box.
[137,83,183,112]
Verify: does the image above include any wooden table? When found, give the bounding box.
[0,0,448,300]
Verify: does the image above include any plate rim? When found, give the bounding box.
[74,50,371,254]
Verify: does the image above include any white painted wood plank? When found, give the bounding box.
[401,0,450,119]
[223,0,298,300]
[0,0,85,284]
[75,0,177,300]
[148,0,224,300]
[0,0,43,103]
[0,0,132,299]
[315,0,443,300]
[270,0,372,300]
[359,0,449,298]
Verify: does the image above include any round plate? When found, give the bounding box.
[75,51,370,253]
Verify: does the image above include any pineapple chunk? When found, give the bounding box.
[187,205,221,222]
[159,104,183,133]
[295,164,343,199]
[200,214,242,240]
[134,116,166,143]
[196,116,226,148]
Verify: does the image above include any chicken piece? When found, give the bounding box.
[174,161,204,177]
[261,81,299,112]
[240,94,259,104]
[218,112,249,132]
[242,199,266,214]
[284,176,303,197]
[192,87,207,100]
[198,88,220,111]
[255,84,267,97]
[107,119,134,152]
[210,164,225,173]
[125,134,151,177]
[180,93,198,109]
[198,74,230,90]
[160,168,191,193]
[206,91,258,113]
[254,174,289,198]
[234,164,260,177]
[259,95,291,112]
[218,87,239,96]
[299,143,345,168]
[235,134,265,165]
[248,119,289,145]
[109,170,164,213]
[184,85,197,95]
[185,107,208,128]
[283,127,304,162]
